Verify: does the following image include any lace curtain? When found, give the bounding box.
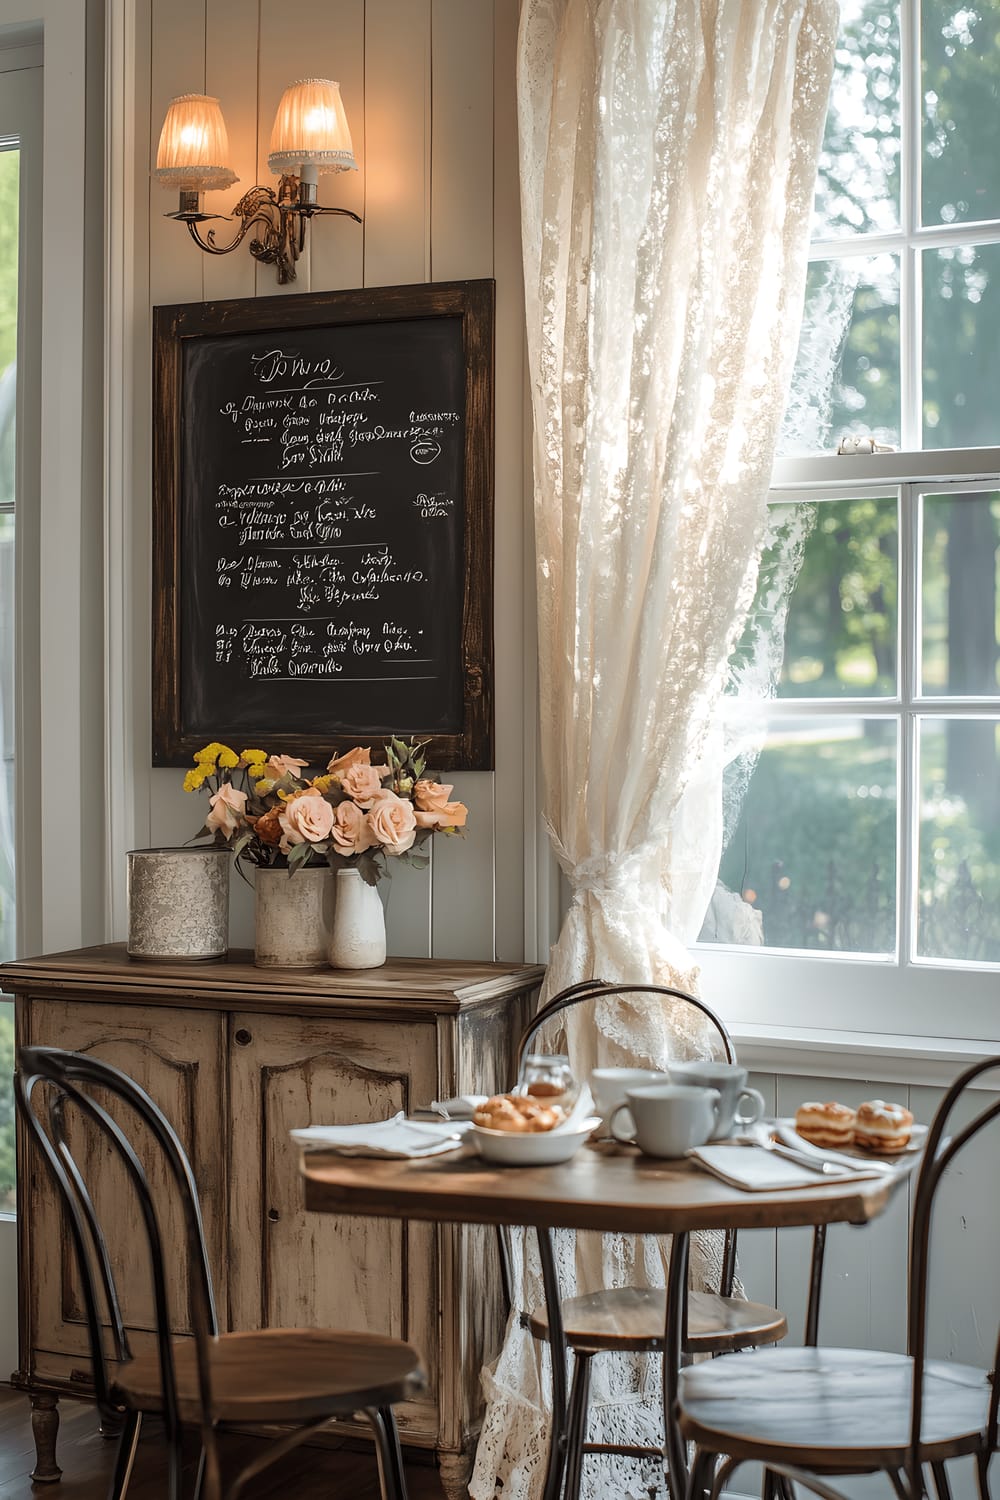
[471,3,838,1497]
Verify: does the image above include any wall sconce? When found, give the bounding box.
[154,79,361,285]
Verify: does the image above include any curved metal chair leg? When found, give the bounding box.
[563,1351,593,1500]
[365,1406,409,1500]
[191,1447,207,1500]
[888,1469,915,1500]
[538,1227,570,1500]
[107,1410,142,1500]
[686,1446,716,1500]
[931,1462,953,1500]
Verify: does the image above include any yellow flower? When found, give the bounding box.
[182,767,208,792]
[254,777,276,796]
[310,774,336,793]
[240,748,266,767]
[217,745,239,770]
[194,741,222,765]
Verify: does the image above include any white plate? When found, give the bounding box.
[778,1117,928,1157]
[470,1117,601,1167]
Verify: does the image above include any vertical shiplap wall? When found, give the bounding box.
[139,0,526,961]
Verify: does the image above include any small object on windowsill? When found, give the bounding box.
[837,434,896,455]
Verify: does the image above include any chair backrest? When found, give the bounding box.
[15,1046,220,1472]
[906,1055,1000,1483]
[514,977,737,1080]
[502,980,739,1311]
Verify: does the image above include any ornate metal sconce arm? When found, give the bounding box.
[174,182,363,286]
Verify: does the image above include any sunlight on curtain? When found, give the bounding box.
[471,3,838,1496]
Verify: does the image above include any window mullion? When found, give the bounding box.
[898,482,919,967]
[899,0,920,450]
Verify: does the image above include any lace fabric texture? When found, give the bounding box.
[471,2,837,1497]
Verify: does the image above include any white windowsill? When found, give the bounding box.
[731,1022,998,1089]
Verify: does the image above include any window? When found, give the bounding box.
[698,0,1000,1043]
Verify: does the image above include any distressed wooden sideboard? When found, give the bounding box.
[4,944,544,1497]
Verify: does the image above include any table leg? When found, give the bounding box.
[537,1226,569,1500]
[662,1231,690,1500]
[804,1224,827,1347]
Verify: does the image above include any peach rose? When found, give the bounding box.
[266,754,310,780]
[279,788,336,850]
[329,800,377,857]
[251,805,284,847]
[366,790,417,856]
[326,746,372,776]
[413,779,468,830]
[205,782,247,838]
[339,761,391,808]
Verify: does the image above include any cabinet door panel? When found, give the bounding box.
[25,999,227,1376]
[227,1011,439,1436]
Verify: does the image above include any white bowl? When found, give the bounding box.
[470,1118,601,1167]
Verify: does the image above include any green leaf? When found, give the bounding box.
[356,850,381,887]
[287,840,313,868]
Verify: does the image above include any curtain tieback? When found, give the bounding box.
[546,828,665,904]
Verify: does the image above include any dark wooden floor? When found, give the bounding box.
[0,1386,447,1498]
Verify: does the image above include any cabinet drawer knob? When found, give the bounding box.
[234,1028,253,1046]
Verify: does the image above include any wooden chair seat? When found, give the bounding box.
[528,1285,787,1354]
[679,1346,991,1469]
[115,1327,426,1425]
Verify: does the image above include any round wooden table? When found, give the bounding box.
[300,1138,910,1500]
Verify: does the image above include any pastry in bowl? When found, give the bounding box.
[854,1100,913,1154]
[794,1100,856,1149]
[473,1093,566,1134]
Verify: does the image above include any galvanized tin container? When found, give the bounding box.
[126,846,230,961]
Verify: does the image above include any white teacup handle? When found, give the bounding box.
[608,1102,637,1145]
[734,1086,766,1128]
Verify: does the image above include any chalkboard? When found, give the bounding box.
[152,280,494,769]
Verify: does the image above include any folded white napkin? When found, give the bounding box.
[687,1143,890,1192]
[428,1094,489,1121]
[291,1111,472,1158]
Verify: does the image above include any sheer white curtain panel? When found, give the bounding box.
[471,3,838,1498]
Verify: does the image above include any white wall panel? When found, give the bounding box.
[138,0,524,963]
[148,0,205,306]
[362,0,430,287]
[307,0,365,293]
[203,0,259,304]
[256,0,315,295]
[430,772,496,960]
[430,0,493,282]
[912,1080,1000,1370]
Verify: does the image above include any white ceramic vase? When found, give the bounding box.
[328,867,387,970]
[253,864,333,968]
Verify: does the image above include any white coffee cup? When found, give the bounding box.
[590,1067,671,1125]
[667,1061,765,1140]
[609,1084,722,1158]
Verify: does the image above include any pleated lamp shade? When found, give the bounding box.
[267,79,358,176]
[155,94,239,192]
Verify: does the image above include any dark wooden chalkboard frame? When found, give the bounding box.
[152,279,495,770]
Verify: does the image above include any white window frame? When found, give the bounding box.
[698,454,1000,1048]
[698,5,1000,1048]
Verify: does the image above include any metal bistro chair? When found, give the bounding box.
[678,1053,1000,1500]
[16,1046,426,1500]
[504,980,797,1500]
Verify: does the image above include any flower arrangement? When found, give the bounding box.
[185,737,468,885]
